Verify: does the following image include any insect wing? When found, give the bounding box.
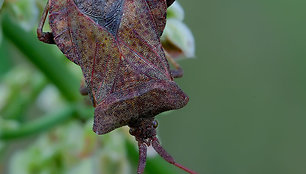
[48,0,80,65]
[145,0,168,37]
[49,0,172,103]
[115,0,171,82]
[49,0,122,104]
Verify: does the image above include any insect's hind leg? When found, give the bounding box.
[152,137,197,174]
[165,51,184,78]
[37,0,55,44]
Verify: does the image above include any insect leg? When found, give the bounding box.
[137,142,147,174]
[167,0,175,7]
[152,137,197,174]
[80,87,89,96]
[80,78,89,96]
[37,0,55,44]
[165,51,184,78]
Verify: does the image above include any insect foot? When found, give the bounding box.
[129,119,198,174]
[37,31,55,44]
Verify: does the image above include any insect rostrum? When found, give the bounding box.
[37,0,196,173]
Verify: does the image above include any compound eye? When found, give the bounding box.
[153,120,158,128]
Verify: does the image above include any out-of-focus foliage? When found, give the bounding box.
[10,121,131,174]
[5,0,39,30]
[0,0,4,9]
[0,22,2,45]
[167,2,184,21]
[161,2,195,59]
[0,1,194,174]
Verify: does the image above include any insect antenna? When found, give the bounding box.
[137,142,147,174]
[152,137,198,174]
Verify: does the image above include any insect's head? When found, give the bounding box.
[152,120,158,129]
[128,118,159,142]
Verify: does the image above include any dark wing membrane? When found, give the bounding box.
[73,0,124,36]
[49,0,121,104]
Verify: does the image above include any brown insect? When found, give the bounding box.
[37,0,196,173]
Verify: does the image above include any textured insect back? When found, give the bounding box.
[93,80,189,134]
[145,0,168,36]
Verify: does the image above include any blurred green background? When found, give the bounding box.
[159,0,306,174]
[1,0,306,174]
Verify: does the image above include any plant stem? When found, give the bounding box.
[0,105,76,140]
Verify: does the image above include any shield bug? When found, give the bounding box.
[37,0,196,173]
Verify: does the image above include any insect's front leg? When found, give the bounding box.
[137,142,147,174]
[165,51,184,78]
[37,0,55,44]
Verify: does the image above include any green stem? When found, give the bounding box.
[2,14,80,102]
[0,105,76,140]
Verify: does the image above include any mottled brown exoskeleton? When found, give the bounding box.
[37,0,196,173]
